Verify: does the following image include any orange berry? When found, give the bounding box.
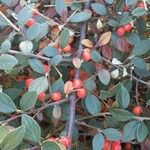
[103,140,110,150]
[58,137,71,148]
[38,92,46,102]
[44,64,50,73]
[77,88,86,99]
[26,18,36,27]
[25,78,34,89]
[73,79,82,88]
[116,27,125,36]
[133,106,142,116]
[111,141,121,150]
[63,45,71,53]
[123,23,132,32]
[125,143,131,150]
[51,92,62,102]
[138,2,145,8]
[124,5,129,12]
[82,51,91,62]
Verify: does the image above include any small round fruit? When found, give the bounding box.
[17,76,26,82]
[69,68,74,77]
[73,79,82,89]
[138,2,145,8]
[63,45,72,53]
[111,141,121,150]
[32,8,39,16]
[116,27,125,36]
[125,143,131,150]
[44,64,50,73]
[38,92,46,102]
[26,18,36,27]
[133,106,142,116]
[82,51,91,62]
[77,88,86,99]
[51,92,62,101]
[25,78,34,89]
[124,5,129,12]
[123,23,132,32]
[103,140,110,150]
[59,137,71,148]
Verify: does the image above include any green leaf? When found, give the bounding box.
[0,125,10,143]
[19,40,33,54]
[22,114,41,143]
[1,126,25,150]
[91,51,102,62]
[51,78,64,93]
[91,3,107,16]
[105,0,114,4]
[43,45,59,57]
[132,39,150,56]
[136,122,148,142]
[69,11,92,23]
[103,128,122,141]
[122,79,132,92]
[41,141,66,150]
[132,57,147,70]
[118,14,133,26]
[85,93,101,115]
[98,69,110,85]
[125,33,141,45]
[51,55,62,65]
[126,0,137,6]
[0,93,16,113]
[84,79,96,91]
[28,58,44,74]
[55,0,67,16]
[58,29,70,49]
[18,6,33,26]
[29,76,48,94]
[100,90,111,99]
[108,19,118,27]
[116,84,130,109]
[20,91,37,111]
[92,133,104,150]
[0,40,11,52]
[110,108,134,121]
[132,7,147,17]
[122,120,139,142]
[0,54,18,71]
[26,23,41,40]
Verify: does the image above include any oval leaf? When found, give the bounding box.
[98,69,110,85]
[81,39,93,48]
[92,133,104,150]
[98,32,112,46]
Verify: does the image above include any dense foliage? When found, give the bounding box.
[0,0,150,149]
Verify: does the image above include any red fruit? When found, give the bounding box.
[25,78,34,89]
[59,137,71,148]
[82,51,91,62]
[17,76,26,82]
[138,2,145,8]
[26,18,36,27]
[77,88,86,99]
[124,5,129,12]
[103,140,110,150]
[44,64,50,73]
[63,45,72,53]
[69,68,74,77]
[73,79,82,89]
[38,92,46,102]
[123,23,132,32]
[125,143,131,150]
[116,27,125,36]
[51,92,62,102]
[111,141,121,150]
[133,106,142,116]
[32,8,39,16]
[47,137,56,142]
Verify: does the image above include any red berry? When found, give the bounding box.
[69,68,74,77]
[51,92,62,102]
[25,78,34,89]
[58,137,71,148]
[32,8,39,16]
[44,64,50,73]
[116,27,125,36]
[73,79,82,89]
[138,2,145,8]
[103,140,110,150]
[133,106,142,116]
[63,45,72,53]
[77,88,86,99]
[123,23,132,32]
[124,5,129,12]
[82,51,91,62]
[38,92,46,102]
[17,76,26,82]
[111,141,121,150]
[26,18,36,27]
[125,143,131,150]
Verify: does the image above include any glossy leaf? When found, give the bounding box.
[92,133,104,150]
[98,69,110,85]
